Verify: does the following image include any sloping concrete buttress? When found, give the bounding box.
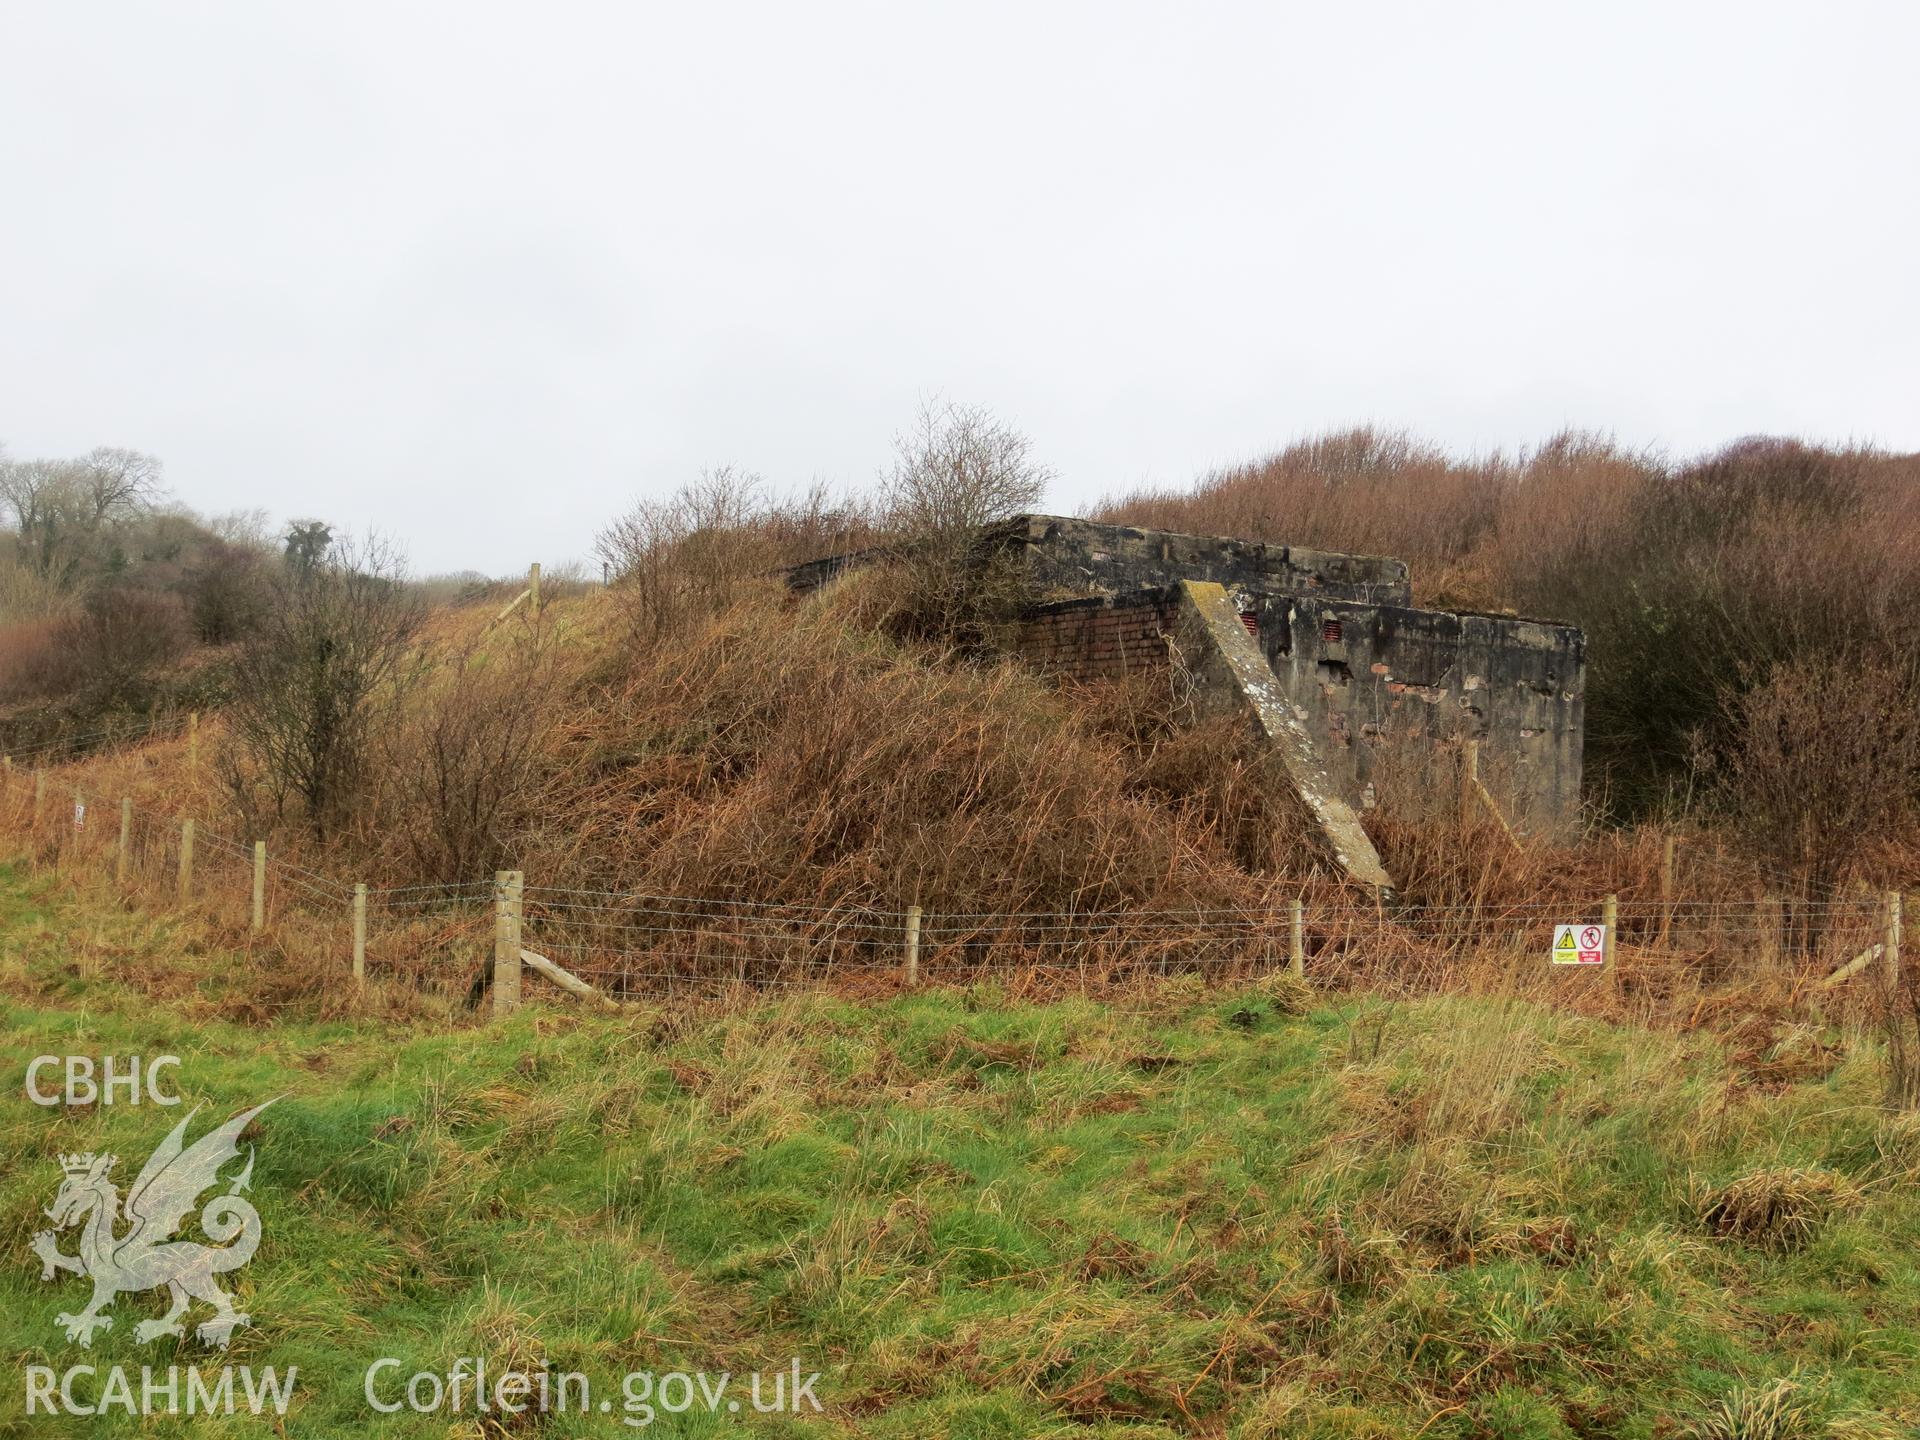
[1173,580,1397,899]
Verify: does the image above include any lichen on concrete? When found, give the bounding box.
[1173,580,1396,897]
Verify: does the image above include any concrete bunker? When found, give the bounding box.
[789,515,1586,893]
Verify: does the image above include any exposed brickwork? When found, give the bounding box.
[1015,591,1175,683]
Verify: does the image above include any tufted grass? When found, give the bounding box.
[0,863,1916,1437]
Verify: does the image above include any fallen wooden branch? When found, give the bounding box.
[522,948,619,1010]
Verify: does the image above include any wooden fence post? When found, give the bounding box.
[251,841,266,931]
[177,819,195,903]
[904,904,923,987]
[1887,891,1903,987]
[1289,897,1305,979]
[1602,894,1618,970]
[493,871,523,1016]
[188,711,200,775]
[1658,835,1677,945]
[33,769,45,832]
[529,562,542,620]
[116,797,131,885]
[353,883,367,987]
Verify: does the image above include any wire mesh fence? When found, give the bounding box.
[0,757,1903,1011]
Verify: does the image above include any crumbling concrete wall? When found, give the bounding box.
[1005,516,1412,606]
[1252,593,1584,831]
[782,515,1412,606]
[783,512,1585,833]
[1172,581,1396,896]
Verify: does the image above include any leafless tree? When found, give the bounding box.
[75,447,164,525]
[0,447,165,586]
[223,534,424,838]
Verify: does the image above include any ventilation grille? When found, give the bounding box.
[1322,618,1344,645]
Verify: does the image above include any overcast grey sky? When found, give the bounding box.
[2,2,1913,575]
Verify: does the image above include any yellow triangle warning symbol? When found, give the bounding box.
[1554,932,1577,952]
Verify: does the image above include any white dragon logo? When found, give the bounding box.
[30,1100,275,1349]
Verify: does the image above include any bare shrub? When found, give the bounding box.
[0,617,63,701]
[593,404,1045,653]
[182,537,271,644]
[878,400,1051,644]
[1510,439,1917,814]
[1713,658,1920,889]
[59,588,191,702]
[2,586,189,705]
[0,551,80,622]
[596,470,872,646]
[370,637,560,884]
[222,536,424,839]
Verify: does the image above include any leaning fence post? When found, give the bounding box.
[116,797,131,885]
[904,903,923,988]
[1887,891,1903,987]
[352,883,367,987]
[251,841,266,931]
[177,819,195,903]
[1289,897,1305,979]
[493,871,524,1016]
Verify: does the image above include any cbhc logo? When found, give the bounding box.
[25,1056,182,1107]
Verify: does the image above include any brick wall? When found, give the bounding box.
[1015,590,1176,683]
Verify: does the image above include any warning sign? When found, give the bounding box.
[1552,923,1605,966]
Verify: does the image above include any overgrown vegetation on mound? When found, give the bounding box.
[3,869,1917,1437]
[8,416,1917,900]
[517,583,1315,915]
[1096,428,1920,864]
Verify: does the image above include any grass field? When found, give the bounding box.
[2,863,1918,1437]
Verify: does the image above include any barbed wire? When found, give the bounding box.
[0,711,189,763]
